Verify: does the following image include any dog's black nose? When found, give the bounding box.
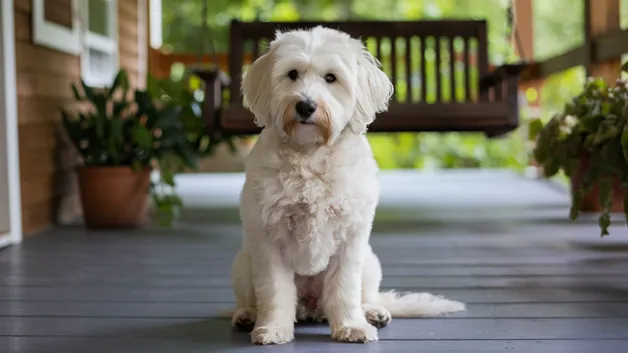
[295,100,317,119]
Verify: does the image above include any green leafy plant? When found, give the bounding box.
[61,69,206,226]
[146,71,238,158]
[532,63,628,236]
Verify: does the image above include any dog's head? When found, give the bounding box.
[241,26,394,147]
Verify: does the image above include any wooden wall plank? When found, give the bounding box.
[16,42,81,77]
[14,0,32,14]
[120,54,140,73]
[17,98,76,125]
[119,14,140,39]
[119,0,139,19]
[21,170,78,209]
[19,146,78,181]
[21,191,82,234]
[17,72,76,100]
[22,201,55,235]
[14,11,31,42]
[119,37,139,59]
[18,123,59,151]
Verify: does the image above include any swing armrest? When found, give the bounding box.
[479,63,527,92]
[191,67,231,88]
[190,67,231,135]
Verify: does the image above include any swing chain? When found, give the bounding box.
[506,0,527,62]
[197,0,219,68]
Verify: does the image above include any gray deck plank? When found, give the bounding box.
[0,274,626,289]
[5,262,628,277]
[5,285,628,303]
[3,337,628,353]
[1,287,627,303]
[4,251,628,268]
[2,302,628,319]
[3,253,627,267]
[2,317,628,340]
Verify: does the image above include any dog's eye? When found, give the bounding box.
[287,70,299,81]
[324,74,336,83]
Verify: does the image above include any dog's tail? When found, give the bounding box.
[376,290,466,317]
[219,291,466,319]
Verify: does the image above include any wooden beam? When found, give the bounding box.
[585,0,621,80]
[596,28,628,62]
[521,47,588,81]
[519,25,628,84]
[512,0,533,61]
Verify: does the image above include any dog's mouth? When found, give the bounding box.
[282,101,332,145]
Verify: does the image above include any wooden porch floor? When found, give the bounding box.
[2,170,628,352]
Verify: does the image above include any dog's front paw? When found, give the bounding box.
[250,326,294,345]
[363,303,392,328]
[232,307,257,332]
[331,324,378,343]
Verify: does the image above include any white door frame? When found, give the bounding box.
[0,0,23,248]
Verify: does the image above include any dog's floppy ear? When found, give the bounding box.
[241,51,274,128]
[350,42,394,134]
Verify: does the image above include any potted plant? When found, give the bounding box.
[532,63,628,236]
[62,69,204,228]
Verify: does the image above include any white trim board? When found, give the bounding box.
[0,234,12,249]
[149,0,162,49]
[0,0,23,247]
[137,0,148,88]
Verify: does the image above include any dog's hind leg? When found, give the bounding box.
[231,250,257,332]
[361,246,392,328]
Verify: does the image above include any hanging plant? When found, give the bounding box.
[532,62,628,236]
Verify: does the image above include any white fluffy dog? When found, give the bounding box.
[231,26,465,345]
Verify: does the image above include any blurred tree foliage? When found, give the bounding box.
[160,0,628,171]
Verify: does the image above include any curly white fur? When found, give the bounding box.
[231,26,465,345]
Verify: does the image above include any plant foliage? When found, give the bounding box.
[146,71,238,156]
[532,63,628,236]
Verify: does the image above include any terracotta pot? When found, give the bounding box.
[570,153,624,212]
[77,166,151,229]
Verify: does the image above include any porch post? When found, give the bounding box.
[584,0,621,80]
[0,0,23,245]
[513,0,540,119]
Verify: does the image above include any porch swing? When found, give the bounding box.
[193,0,528,137]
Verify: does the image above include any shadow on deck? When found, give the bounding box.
[1,170,628,352]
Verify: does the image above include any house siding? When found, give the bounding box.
[14,0,147,235]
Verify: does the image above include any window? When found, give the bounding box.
[32,0,119,87]
[32,0,82,55]
[81,0,119,87]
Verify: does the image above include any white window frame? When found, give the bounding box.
[80,0,120,87]
[31,0,119,87]
[32,0,82,55]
